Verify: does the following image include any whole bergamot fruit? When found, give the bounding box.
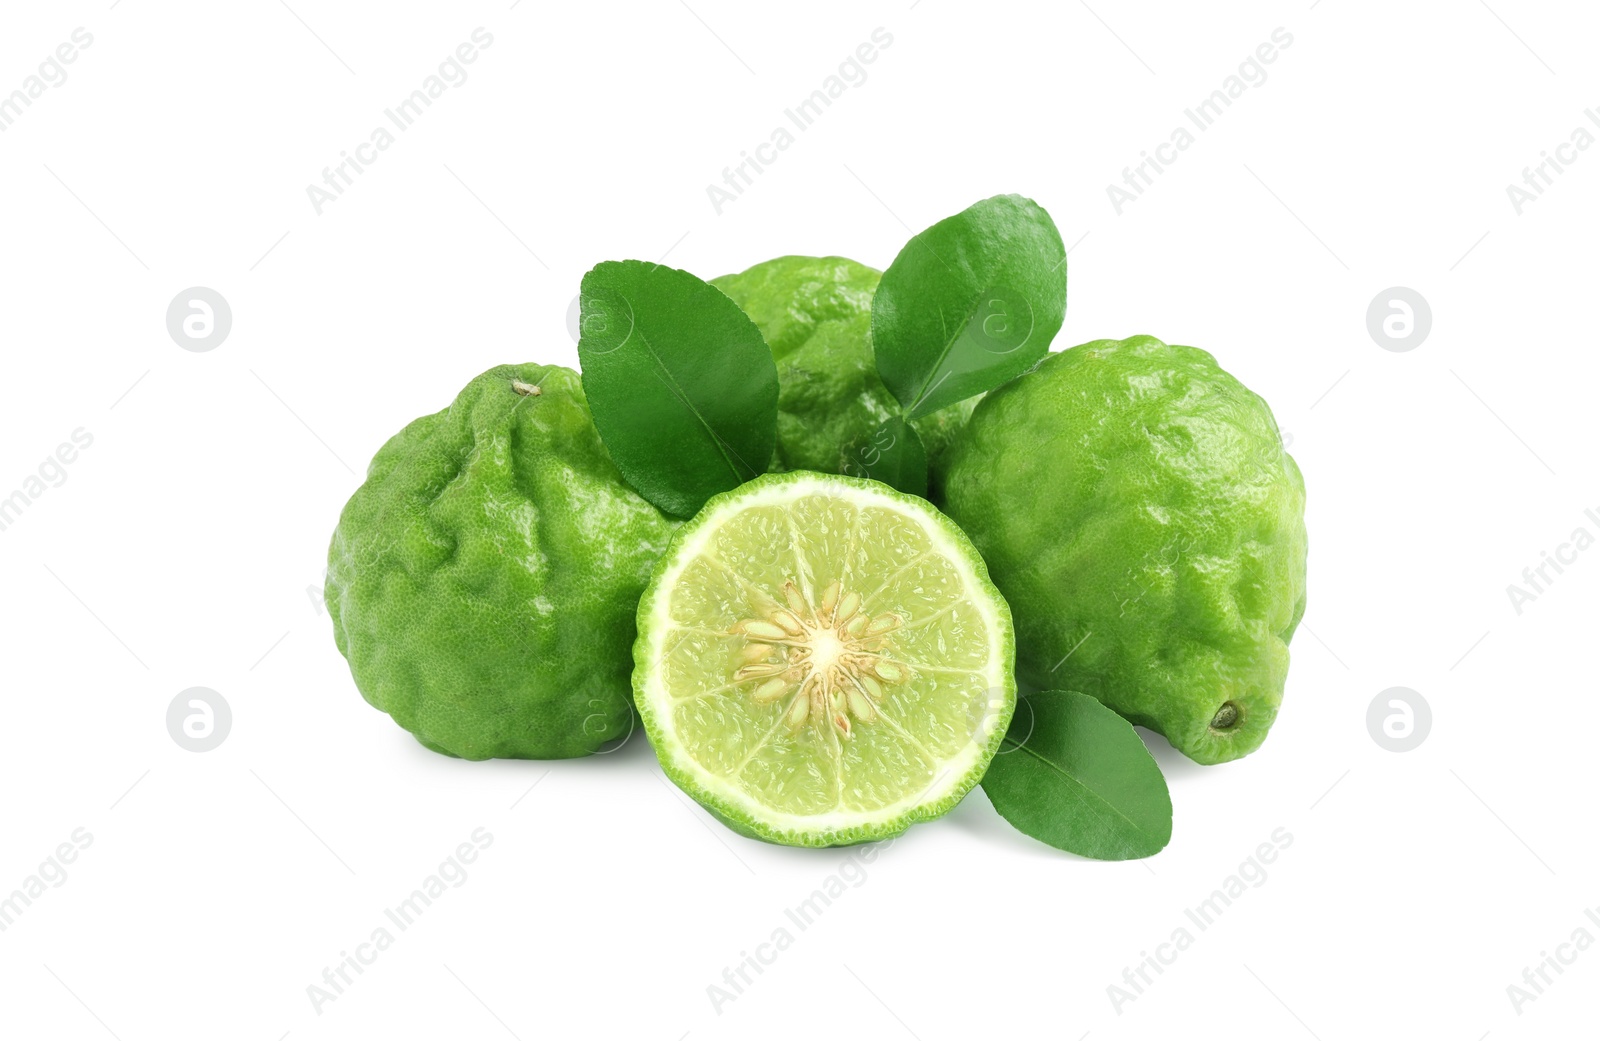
[326,364,678,760]
[940,335,1307,764]
[711,256,974,477]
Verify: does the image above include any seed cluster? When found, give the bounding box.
[732,579,906,737]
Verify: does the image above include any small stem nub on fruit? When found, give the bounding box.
[1210,701,1241,730]
[512,380,542,397]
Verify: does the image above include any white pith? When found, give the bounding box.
[639,475,1012,837]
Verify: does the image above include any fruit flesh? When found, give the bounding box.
[635,472,1015,846]
[939,336,1307,764]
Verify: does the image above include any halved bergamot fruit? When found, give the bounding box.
[634,471,1016,847]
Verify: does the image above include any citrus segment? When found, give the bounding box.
[635,472,1015,846]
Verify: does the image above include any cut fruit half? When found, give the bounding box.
[634,471,1016,847]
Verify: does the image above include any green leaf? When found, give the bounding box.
[578,260,779,518]
[841,417,927,497]
[982,690,1172,860]
[872,194,1067,419]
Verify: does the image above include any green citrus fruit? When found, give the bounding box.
[711,255,975,477]
[634,471,1016,846]
[940,336,1307,765]
[326,364,678,760]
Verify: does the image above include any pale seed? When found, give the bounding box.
[753,677,790,703]
[771,610,805,636]
[873,661,904,682]
[819,579,842,621]
[738,643,774,664]
[783,581,808,618]
[864,614,900,637]
[739,620,790,641]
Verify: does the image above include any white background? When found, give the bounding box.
[1,1,1595,1038]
